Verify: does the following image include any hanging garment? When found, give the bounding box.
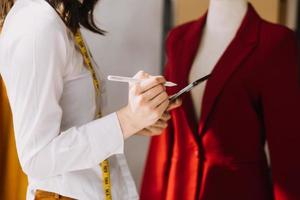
[0,76,28,200]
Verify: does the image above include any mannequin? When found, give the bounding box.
[141,1,300,200]
[189,0,247,119]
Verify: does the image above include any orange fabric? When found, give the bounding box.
[34,190,75,200]
[0,76,28,199]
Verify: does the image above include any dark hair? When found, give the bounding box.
[0,0,14,31]
[46,0,105,35]
[0,0,105,35]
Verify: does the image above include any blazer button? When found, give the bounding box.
[194,150,199,157]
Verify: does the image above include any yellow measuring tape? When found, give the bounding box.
[74,31,112,200]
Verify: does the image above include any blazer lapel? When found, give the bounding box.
[198,4,261,135]
[174,15,207,87]
[169,14,207,137]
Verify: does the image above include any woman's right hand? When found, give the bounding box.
[117,71,170,139]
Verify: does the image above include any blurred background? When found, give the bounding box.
[0,0,299,199]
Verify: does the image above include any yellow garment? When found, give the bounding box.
[0,76,27,200]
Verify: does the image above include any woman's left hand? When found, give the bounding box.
[137,99,182,136]
[167,98,182,112]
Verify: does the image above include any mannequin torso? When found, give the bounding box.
[189,0,247,120]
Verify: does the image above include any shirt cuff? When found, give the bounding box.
[87,112,124,164]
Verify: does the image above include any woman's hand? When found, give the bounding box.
[137,112,171,136]
[117,71,170,139]
[167,98,182,112]
[137,98,182,136]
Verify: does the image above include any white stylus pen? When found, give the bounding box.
[107,75,177,87]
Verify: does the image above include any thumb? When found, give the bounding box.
[167,99,182,111]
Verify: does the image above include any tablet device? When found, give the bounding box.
[169,74,211,102]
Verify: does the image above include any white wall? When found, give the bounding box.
[83,0,164,190]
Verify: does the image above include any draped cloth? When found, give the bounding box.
[0,76,27,200]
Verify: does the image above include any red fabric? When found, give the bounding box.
[141,4,300,200]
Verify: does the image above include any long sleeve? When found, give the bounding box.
[2,22,124,180]
[262,31,300,200]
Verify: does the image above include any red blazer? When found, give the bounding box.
[141,4,300,200]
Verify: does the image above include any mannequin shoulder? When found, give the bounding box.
[168,20,199,37]
[257,21,298,74]
[166,19,201,42]
[259,20,297,48]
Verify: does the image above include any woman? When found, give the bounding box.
[0,0,181,199]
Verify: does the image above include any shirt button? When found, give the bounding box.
[194,150,199,157]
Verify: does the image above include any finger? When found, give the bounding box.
[167,98,182,111]
[141,84,165,101]
[129,71,150,92]
[152,120,168,129]
[139,76,166,93]
[130,83,143,96]
[137,128,152,136]
[133,70,150,79]
[137,127,164,136]
[149,92,169,108]
[160,112,171,121]
[145,126,164,136]
[155,99,170,117]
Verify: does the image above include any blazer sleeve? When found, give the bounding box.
[262,30,300,200]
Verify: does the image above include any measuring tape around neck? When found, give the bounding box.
[74,31,112,200]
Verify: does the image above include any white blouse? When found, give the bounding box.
[0,0,138,199]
